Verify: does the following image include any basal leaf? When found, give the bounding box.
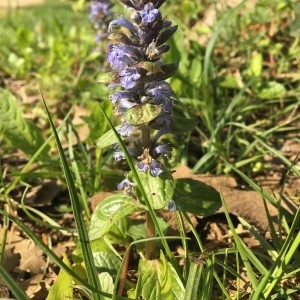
[133,169,175,210]
[123,103,162,125]
[88,194,140,241]
[99,272,114,300]
[0,88,49,157]
[128,251,184,300]
[93,251,121,274]
[174,178,221,215]
[46,255,73,300]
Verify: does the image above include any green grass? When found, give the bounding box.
[0,0,299,299]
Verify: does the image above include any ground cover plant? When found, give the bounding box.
[0,0,299,299]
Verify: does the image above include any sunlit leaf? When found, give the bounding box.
[89,194,140,241]
[133,169,175,210]
[46,255,73,300]
[128,251,185,299]
[93,251,121,274]
[249,51,263,77]
[99,272,114,300]
[123,103,162,125]
[0,88,49,157]
[257,81,286,99]
[174,178,221,215]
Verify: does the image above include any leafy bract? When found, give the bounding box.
[174,178,221,215]
[123,103,162,125]
[128,251,185,300]
[133,169,175,210]
[88,194,140,241]
[0,88,49,157]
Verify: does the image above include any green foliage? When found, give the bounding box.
[123,103,162,125]
[132,169,175,210]
[46,255,73,300]
[128,252,185,299]
[174,178,221,215]
[88,194,140,241]
[0,88,49,157]
[1,0,299,299]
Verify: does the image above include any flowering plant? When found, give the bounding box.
[90,0,221,297]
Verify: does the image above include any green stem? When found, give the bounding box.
[145,211,157,259]
[140,125,157,259]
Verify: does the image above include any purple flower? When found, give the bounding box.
[153,144,172,158]
[137,159,163,177]
[110,91,135,104]
[89,0,113,42]
[167,200,177,211]
[140,3,161,23]
[117,122,135,137]
[89,2,110,22]
[109,16,137,36]
[146,81,174,111]
[119,67,141,89]
[107,44,141,70]
[118,177,135,190]
[113,150,125,161]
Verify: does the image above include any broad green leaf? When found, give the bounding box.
[0,88,49,157]
[133,169,175,210]
[72,238,113,263]
[123,103,162,125]
[107,217,131,244]
[128,251,185,300]
[257,81,286,99]
[95,128,119,149]
[88,194,140,241]
[174,178,221,215]
[93,251,121,274]
[99,272,114,300]
[46,255,73,300]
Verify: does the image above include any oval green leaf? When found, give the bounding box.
[89,194,140,241]
[133,169,175,210]
[174,178,221,215]
[123,103,162,125]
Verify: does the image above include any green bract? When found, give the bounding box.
[123,103,162,125]
[132,169,175,210]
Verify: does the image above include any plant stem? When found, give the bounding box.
[145,211,157,259]
[140,125,157,259]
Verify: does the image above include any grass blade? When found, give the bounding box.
[40,90,102,299]
[0,264,29,300]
